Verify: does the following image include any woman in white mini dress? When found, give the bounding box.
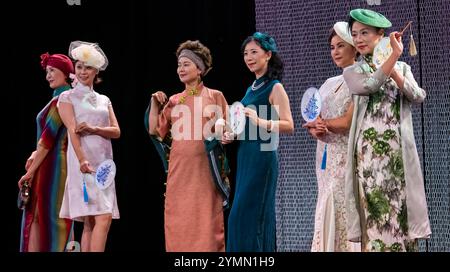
[58,41,120,252]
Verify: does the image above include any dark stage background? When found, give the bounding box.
[4,0,255,252]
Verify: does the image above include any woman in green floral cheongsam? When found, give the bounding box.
[343,8,431,252]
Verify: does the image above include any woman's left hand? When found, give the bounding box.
[75,122,98,136]
[314,117,328,132]
[244,107,259,125]
[302,121,316,129]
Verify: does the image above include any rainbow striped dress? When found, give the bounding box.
[20,85,74,252]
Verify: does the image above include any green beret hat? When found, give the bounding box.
[350,8,392,28]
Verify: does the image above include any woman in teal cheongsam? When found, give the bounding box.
[227,32,294,252]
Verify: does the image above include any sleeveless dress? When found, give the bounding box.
[227,76,280,252]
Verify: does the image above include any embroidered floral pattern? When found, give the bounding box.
[355,68,417,252]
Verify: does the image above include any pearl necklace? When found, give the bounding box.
[251,79,266,91]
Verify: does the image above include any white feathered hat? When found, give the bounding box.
[69,41,108,71]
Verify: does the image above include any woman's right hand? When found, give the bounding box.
[25,151,37,171]
[80,160,95,174]
[151,91,168,106]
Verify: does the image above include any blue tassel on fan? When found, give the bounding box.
[321,144,327,170]
[83,175,89,203]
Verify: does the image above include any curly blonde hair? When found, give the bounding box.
[176,40,212,76]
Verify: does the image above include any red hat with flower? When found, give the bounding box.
[40,53,74,77]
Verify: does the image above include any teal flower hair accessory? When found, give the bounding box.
[253,32,278,53]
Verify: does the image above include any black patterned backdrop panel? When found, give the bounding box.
[255,0,449,251]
